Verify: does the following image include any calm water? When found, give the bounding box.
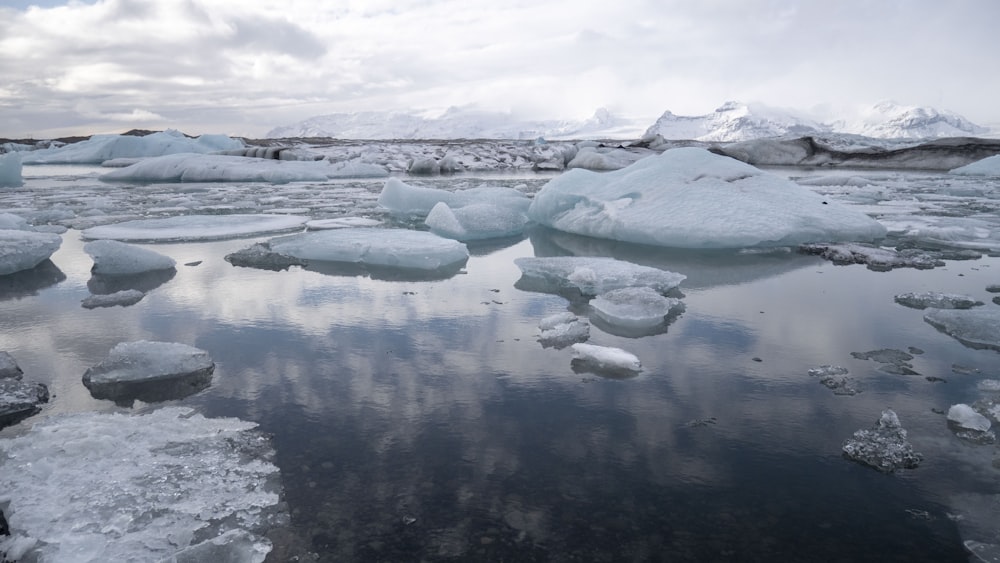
[2,167,1000,561]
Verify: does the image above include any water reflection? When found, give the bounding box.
[0,260,66,301]
[87,268,177,294]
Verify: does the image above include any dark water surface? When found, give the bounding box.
[2,171,1000,561]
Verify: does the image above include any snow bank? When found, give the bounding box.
[21,130,244,164]
[81,214,308,242]
[0,407,282,562]
[377,177,530,219]
[266,228,469,271]
[0,152,23,187]
[85,240,176,275]
[425,202,529,241]
[100,153,333,184]
[924,308,1000,352]
[528,147,886,249]
[0,230,62,276]
[514,256,685,297]
[950,154,1000,177]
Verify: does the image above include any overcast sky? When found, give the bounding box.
[1,0,997,138]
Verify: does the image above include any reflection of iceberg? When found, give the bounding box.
[302,259,467,282]
[0,260,66,301]
[87,268,176,294]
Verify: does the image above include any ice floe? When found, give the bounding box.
[0,229,62,276]
[0,152,23,187]
[947,404,991,432]
[0,407,284,562]
[924,308,1000,352]
[100,153,338,184]
[264,228,469,272]
[894,291,982,310]
[84,240,176,275]
[425,202,529,241]
[528,147,886,249]
[807,365,860,395]
[0,352,22,379]
[841,409,922,473]
[950,155,1000,177]
[799,243,945,271]
[20,130,244,165]
[537,313,590,349]
[82,341,215,403]
[306,217,382,230]
[589,287,684,330]
[515,256,685,298]
[81,289,146,309]
[81,214,308,242]
[570,343,642,376]
[850,348,918,375]
[377,178,530,219]
[0,353,48,429]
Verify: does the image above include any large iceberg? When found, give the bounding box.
[82,341,214,403]
[20,130,244,164]
[528,147,887,248]
[377,178,530,219]
[100,153,335,184]
[0,230,62,276]
[514,256,685,297]
[265,228,469,271]
[81,214,308,242]
[950,155,1000,177]
[0,152,22,187]
[0,407,284,562]
[84,240,176,275]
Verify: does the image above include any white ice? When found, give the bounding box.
[924,308,1000,352]
[514,256,685,296]
[85,240,176,275]
[590,287,683,329]
[570,343,642,372]
[83,341,214,386]
[528,147,887,249]
[425,202,529,241]
[893,292,982,310]
[267,228,469,271]
[947,404,991,432]
[0,229,62,276]
[0,407,281,562]
[950,155,1000,177]
[0,351,22,379]
[81,289,146,309]
[81,214,308,242]
[21,130,244,164]
[101,154,336,184]
[377,177,530,219]
[306,217,382,230]
[0,152,23,187]
[537,313,590,348]
[0,212,31,231]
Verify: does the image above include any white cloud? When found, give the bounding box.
[0,0,998,138]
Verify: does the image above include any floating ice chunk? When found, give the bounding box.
[0,407,282,562]
[81,214,308,242]
[81,289,145,309]
[82,341,214,402]
[0,212,31,231]
[800,243,944,271]
[947,404,991,432]
[408,157,441,175]
[950,155,1000,177]
[266,228,469,271]
[164,529,272,563]
[21,130,244,164]
[0,152,22,187]
[0,351,23,379]
[306,217,382,230]
[924,308,1000,352]
[0,378,49,428]
[425,202,529,241]
[328,160,389,178]
[590,287,684,329]
[894,291,982,310]
[565,147,635,171]
[528,147,886,249]
[514,256,685,297]
[100,153,334,184]
[808,365,861,395]
[214,146,324,161]
[570,343,642,374]
[0,229,62,276]
[537,313,590,348]
[377,177,530,218]
[85,240,176,275]
[842,409,922,473]
[978,380,1000,393]
[224,243,307,271]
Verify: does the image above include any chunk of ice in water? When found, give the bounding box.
[924,308,1000,352]
[85,239,176,275]
[267,228,469,271]
[0,152,22,187]
[82,341,214,402]
[515,256,685,297]
[0,351,23,379]
[377,177,530,218]
[537,313,590,349]
[894,291,983,310]
[81,289,146,309]
[842,409,922,473]
[570,343,642,373]
[81,214,309,242]
[590,286,683,329]
[425,202,529,241]
[0,378,49,428]
[948,404,991,432]
[0,229,62,276]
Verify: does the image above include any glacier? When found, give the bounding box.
[528,147,887,249]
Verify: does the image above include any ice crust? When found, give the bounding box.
[924,308,1000,352]
[425,202,529,241]
[514,256,685,297]
[0,152,23,187]
[894,291,982,310]
[0,407,282,562]
[306,217,381,230]
[527,147,887,249]
[590,287,683,329]
[21,130,244,164]
[377,177,530,219]
[81,214,309,242]
[85,240,176,275]
[0,229,62,276]
[570,343,642,373]
[266,228,469,271]
[842,409,922,473]
[951,155,1000,177]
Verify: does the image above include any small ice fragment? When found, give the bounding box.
[842,409,922,473]
[0,229,62,276]
[82,341,214,402]
[425,202,528,241]
[85,240,176,275]
[947,404,991,432]
[894,291,982,310]
[0,351,23,379]
[570,343,641,373]
[537,313,590,349]
[515,256,685,297]
[0,151,23,187]
[81,289,145,309]
[924,309,1000,352]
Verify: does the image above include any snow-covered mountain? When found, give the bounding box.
[833,101,990,139]
[266,107,648,140]
[643,102,829,142]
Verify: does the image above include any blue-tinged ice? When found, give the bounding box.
[425,202,529,241]
[85,240,176,275]
[950,155,1000,177]
[537,313,590,348]
[377,177,530,219]
[514,256,685,297]
[0,229,62,276]
[267,228,469,271]
[0,407,283,563]
[590,287,684,329]
[21,130,244,164]
[81,214,309,242]
[528,147,887,248]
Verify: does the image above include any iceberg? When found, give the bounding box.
[528,147,887,249]
[100,153,333,184]
[589,287,684,330]
[0,229,62,276]
[85,240,176,275]
[924,308,1000,352]
[537,312,590,349]
[82,341,215,403]
[0,407,283,562]
[514,256,685,297]
[950,155,1000,177]
[894,292,982,310]
[266,228,469,272]
[81,214,308,242]
[0,352,23,379]
[81,289,145,309]
[377,177,530,219]
[842,409,922,473]
[570,343,642,375]
[306,217,382,230]
[20,130,244,164]
[0,152,23,187]
[0,353,48,429]
[947,404,991,432]
[425,202,529,241]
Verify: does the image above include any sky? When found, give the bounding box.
[1,0,998,139]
